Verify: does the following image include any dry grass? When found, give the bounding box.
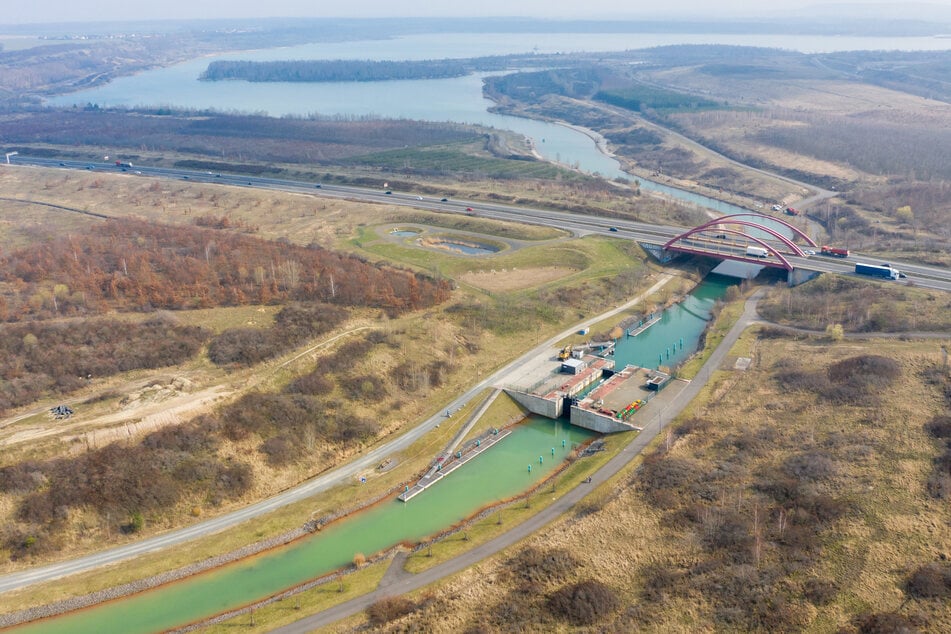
[341,335,951,633]
[0,164,665,606]
[457,267,578,292]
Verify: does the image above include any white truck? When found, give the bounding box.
[745,245,769,258]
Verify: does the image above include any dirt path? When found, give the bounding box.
[0,279,675,595]
[0,326,373,451]
[269,290,767,633]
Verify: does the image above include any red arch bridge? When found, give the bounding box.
[638,213,821,285]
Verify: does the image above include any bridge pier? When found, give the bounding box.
[787,267,821,287]
[639,242,677,263]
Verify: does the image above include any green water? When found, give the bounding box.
[615,274,735,370]
[14,418,593,634]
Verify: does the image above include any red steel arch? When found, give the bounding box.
[706,213,818,247]
[669,219,805,255]
[664,228,796,270]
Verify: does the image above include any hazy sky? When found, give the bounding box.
[4,1,950,26]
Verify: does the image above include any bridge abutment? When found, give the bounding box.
[787,267,821,287]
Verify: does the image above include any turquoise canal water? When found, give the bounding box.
[15,418,593,634]
[614,274,736,371]
[17,276,733,633]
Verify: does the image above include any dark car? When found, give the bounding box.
[385,191,392,195]
[314,183,321,188]
[440,198,448,202]
[609,227,619,232]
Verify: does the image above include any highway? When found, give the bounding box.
[0,156,949,595]
[8,156,951,293]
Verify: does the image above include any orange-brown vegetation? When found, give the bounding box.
[0,217,451,320]
[360,339,951,633]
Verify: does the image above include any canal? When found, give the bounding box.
[614,274,737,371]
[13,270,737,634]
[14,418,594,634]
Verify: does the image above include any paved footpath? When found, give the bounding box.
[271,290,765,633]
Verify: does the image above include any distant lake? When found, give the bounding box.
[49,31,951,118]
[46,30,951,208]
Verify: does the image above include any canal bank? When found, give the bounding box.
[267,290,767,633]
[0,267,735,634]
[5,418,596,634]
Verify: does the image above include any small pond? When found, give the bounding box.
[431,239,500,256]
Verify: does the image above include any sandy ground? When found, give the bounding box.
[458,267,577,292]
[0,382,233,450]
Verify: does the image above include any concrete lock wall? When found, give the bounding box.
[570,406,636,433]
[504,389,563,419]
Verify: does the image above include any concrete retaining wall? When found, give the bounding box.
[788,267,821,287]
[504,389,563,419]
[570,406,638,433]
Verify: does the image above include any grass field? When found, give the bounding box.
[333,331,951,633]
[0,164,667,617]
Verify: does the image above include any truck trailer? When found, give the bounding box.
[820,245,849,258]
[745,245,769,258]
[855,263,900,280]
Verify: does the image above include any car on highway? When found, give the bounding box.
[609,227,619,232]
[314,184,321,188]
[440,198,448,202]
[466,207,474,212]
[385,191,392,195]
[803,249,816,256]
[416,196,423,200]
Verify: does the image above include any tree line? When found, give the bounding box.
[0,317,206,414]
[0,110,481,165]
[198,54,555,83]
[0,217,452,320]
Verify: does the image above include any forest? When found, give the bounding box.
[0,215,451,415]
[0,317,207,414]
[200,57,514,83]
[0,216,451,320]
[0,110,481,164]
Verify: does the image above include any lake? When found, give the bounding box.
[46,30,949,212]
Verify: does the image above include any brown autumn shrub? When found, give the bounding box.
[855,612,920,634]
[546,579,620,626]
[365,596,417,626]
[905,562,951,599]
